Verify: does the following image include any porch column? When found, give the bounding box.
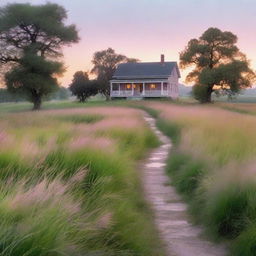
[161,82,163,95]
[119,83,121,96]
[132,83,134,96]
[143,83,145,96]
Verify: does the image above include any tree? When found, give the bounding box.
[0,3,79,109]
[180,27,255,103]
[69,71,99,102]
[91,48,138,100]
[6,52,63,109]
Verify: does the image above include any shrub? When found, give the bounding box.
[205,185,249,238]
[175,161,205,196]
[166,151,190,176]
[166,151,205,197]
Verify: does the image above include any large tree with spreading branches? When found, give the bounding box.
[91,48,138,100]
[0,3,79,109]
[180,27,255,103]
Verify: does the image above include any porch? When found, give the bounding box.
[110,80,169,98]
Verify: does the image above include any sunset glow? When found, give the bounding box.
[1,0,256,86]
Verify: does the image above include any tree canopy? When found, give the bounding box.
[0,3,79,109]
[180,27,255,103]
[91,48,138,100]
[6,52,64,109]
[69,71,99,102]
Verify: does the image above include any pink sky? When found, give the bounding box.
[1,0,256,86]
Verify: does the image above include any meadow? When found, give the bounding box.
[3,99,256,255]
[140,101,256,255]
[217,102,256,115]
[0,104,163,256]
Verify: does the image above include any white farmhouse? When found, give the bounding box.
[110,55,180,99]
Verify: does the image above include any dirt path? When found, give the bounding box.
[143,115,227,256]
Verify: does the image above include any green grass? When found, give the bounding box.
[8,98,256,255]
[220,105,250,114]
[55,114,104,124]
[166,151,205,197]
[157,118,181,146]
[96,127,160,160]
[135,105,160,119]
[135,105,181,145]
[216,102,256,116]
[204,184,250,239]
[232,224,256,256]
[0,100,106,113]
[0,104,164,256]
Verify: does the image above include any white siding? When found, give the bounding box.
[168,66,179,99]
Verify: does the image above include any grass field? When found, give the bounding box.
[217,102,256,115]
[3,99,256,255]
[0,103,163,256]
[140,101,256,255]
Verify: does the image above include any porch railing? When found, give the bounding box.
[111,90,168,97]
[111,91,133,96]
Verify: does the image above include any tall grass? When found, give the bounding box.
[0,106,163,256]
[141,101,256,255]
[217,102,256,115]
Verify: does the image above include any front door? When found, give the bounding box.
[133,84,142,96]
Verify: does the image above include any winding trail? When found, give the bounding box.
[143,115,227,256]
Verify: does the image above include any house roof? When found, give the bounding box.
[112,62,181,79]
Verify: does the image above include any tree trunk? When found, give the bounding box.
[79,95,86,102]
[32,95,42,110]
[205,86,213,103]
[103,91,110,101]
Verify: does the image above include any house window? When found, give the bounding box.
[145,83,161,90]
[163,83,168,90]
[112,83,119,91]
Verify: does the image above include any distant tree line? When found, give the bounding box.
[0,87,70,103]
[0,88,25,103]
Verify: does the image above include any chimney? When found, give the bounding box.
[161,54,165,64]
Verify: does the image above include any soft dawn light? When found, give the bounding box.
[1,0,255,86]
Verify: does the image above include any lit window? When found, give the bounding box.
[133,84,136,88]
[127,84,131,89]
[150,84,156,89]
